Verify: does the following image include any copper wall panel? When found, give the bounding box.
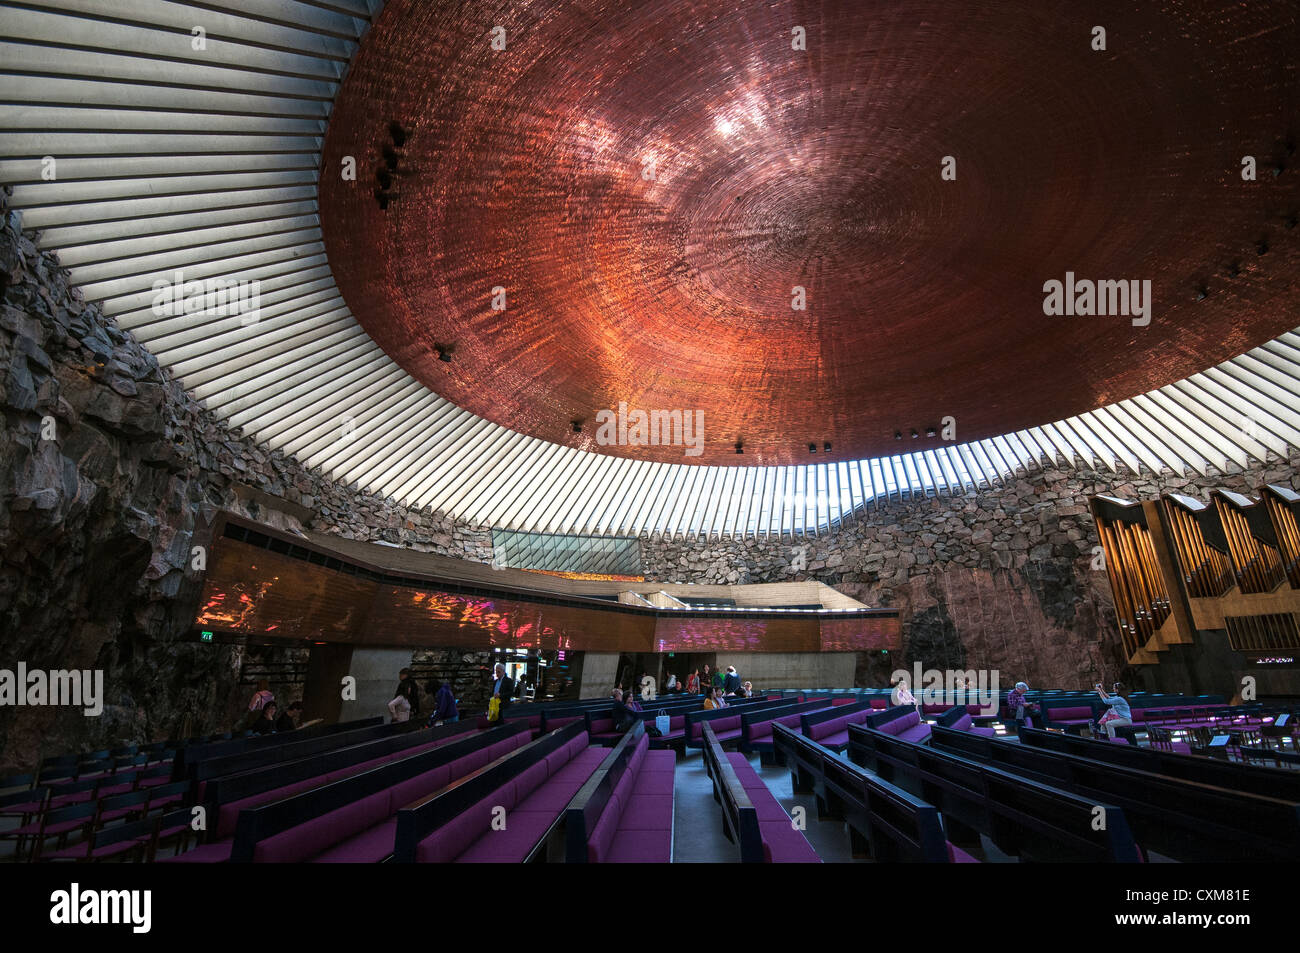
[194,538,893,653]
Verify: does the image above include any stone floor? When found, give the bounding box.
[669,748,860,862]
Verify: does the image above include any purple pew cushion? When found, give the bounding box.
[1047,706,1094,722]
[587,792,623,863]
[312,817,397,863]
[897,723,932,744]
[759,821,821,863]
[947,842,980,863]
[157,841,232,863]
[415,796,500,863]
[456,810,556,863]
[606,829,671,863]
[619,794,673,831]
[877,711,921,737]
[253,789,390,863]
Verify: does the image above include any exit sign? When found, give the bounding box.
[200,631,214,642]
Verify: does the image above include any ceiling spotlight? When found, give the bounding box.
[894,431,902,441]
[571,419,583,433]
[808,442,817,453]
[926,426,937,438]
[823,441,831,453]
[435,345,452,362]
[1194,285,1208,301]
[735,441,743,455]
[1272,162,1286,178]
[388,120,410,148]
[910,429,919,439]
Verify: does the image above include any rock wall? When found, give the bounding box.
[2,185,1296,769]
[0,195,490,771]
[638,453,1300,691]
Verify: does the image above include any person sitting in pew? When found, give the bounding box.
[275,701,303,733]
[704,687,728,710]
[1007,682,1035,727]
[611,689,640,731]
[427,680,459,726]
[1095,682,1133,739]
[249,701,278,735]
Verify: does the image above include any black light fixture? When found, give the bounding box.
[808,442,817,453]
[926,426,937,438]
[388,120,410,149]
[1226,261,1241,278]
[734,440,744,455]
[1194,284,1208,301]
[823,441,831,453]
[435,345,452,362]
[911,429,920,439]
[571,419,583,433]
[894,430,902,441]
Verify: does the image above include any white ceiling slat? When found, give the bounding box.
[3,0,1299,542]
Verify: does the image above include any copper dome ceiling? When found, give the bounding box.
[5,0,1300,538]
[321,0,1300,466]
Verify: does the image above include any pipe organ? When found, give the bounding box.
[1091,485,1300,666]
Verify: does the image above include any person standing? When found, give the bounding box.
[701,665,711,695]
[722,666,741,695]
[687,670,700,695]
[245,679,274,729]
[489,663,515,724]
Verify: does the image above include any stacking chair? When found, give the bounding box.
[45,813,160,864]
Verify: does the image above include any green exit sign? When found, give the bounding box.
[200,631,214,642]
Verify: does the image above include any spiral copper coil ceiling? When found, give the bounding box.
[321,0,1299,466]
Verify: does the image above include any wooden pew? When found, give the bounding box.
[847,724,1142,862]
[1017,725,1300,802]
[772,723,951,861]
[392,721,593,864]
[928,725,1300,862]
[700,722,763,862]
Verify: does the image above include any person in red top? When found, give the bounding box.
[686,670,701,695]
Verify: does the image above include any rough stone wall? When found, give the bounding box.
[0,196,489,771]
[2,185,1296,768]
[638,456,1300,690]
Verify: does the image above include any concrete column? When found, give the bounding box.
[339,648,415,722]
[579,652,619,698]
